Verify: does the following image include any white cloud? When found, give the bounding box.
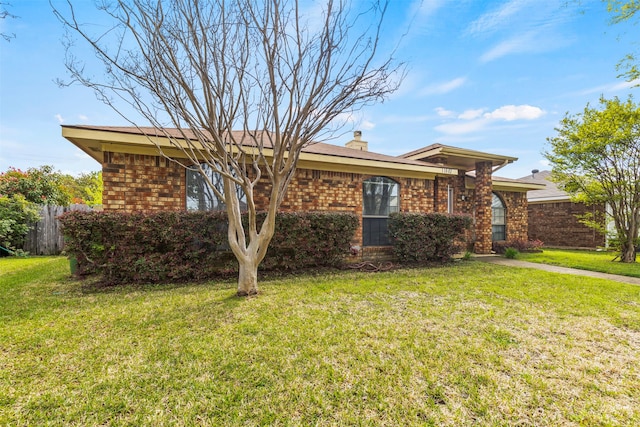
[577,78,640,96]
[360,120,375,131]
[434,104,545,135]
[435,119,488,135]
[483,105,545,121]
[435,107,455,118]
[479,32,536,63]
[458,108,485,120]
[420,77,467,96]
[78,114,89,121]
[466,0,534,36]
[55,114,64,124]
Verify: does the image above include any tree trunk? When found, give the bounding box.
[237,257,259,296]
[620,242,637,263]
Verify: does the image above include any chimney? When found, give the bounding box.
[345,130,368,151]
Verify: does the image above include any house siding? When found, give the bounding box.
[102,152,185,211]
[100,155,530,254]
[498,191,528,242]
[528,201,606,248]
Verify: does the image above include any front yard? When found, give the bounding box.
[1,256,639,426]
[518,248,640,278]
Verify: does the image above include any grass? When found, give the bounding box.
[518,248,640,278]
[1,256,640,426]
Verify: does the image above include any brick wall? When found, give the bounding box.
[100,157,531,254]
[528,201,605,248]
[474,161,493,254]
[102,152,185,211]
[254,169,437,247]
[498,191,528,241]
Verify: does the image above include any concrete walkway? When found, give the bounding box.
[475,255,640,286]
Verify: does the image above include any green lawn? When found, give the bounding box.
[518,248,640,278]
[2,257,639,426]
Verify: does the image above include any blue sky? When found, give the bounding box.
[1,0,638,179]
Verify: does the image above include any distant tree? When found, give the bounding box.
[60,171,103,206]
[545,96,640,262]
[0,166,72,206]
[606,0,640,83]
[0,194,40,255]
[54,0,404,295]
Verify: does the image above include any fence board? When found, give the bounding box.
[23,204,92,255]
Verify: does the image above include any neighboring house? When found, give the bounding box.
[61,125,544,256]
[521,170,606,249]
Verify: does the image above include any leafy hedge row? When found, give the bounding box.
[492,239,544,254]
[60,211,358,284]
[388,212,471,263]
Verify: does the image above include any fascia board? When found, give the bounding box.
[63,126,456,179]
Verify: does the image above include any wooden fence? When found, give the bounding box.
[23,204,94,255]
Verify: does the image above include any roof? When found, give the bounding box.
[401,143,518,171]
[62,125,437,169]
[519,170,570,202]
[466,171,546,192]
[60,125,539,190]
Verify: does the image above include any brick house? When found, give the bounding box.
[61,125,543,256]
[521,170,606,248]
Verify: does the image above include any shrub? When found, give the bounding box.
[504,247,519,259]
[388,212,472,264]
[0,194,40,255]
[60,210,358,284]
[492,239,544,254]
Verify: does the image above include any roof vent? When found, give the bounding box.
[531,169,539,178]
[345,130,368,151]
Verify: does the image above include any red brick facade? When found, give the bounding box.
[100,154,531,254]
[474,161,494,254]
[102,152,185,211]
[528,201,605,248]
[498,191,528,242]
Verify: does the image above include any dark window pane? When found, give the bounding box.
[363,218,390,246]
[186,164,246,211]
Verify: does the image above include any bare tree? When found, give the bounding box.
[1,2,17,42]
[53,0,403,295]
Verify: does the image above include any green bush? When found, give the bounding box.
[492,239,544,254]
[60,210,358,284]
[388,212,471,264]
[0,194,40,255]
[504,247,519,259]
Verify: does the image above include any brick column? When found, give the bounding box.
[474,161,493,254]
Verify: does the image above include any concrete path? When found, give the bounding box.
[475,255,640,286]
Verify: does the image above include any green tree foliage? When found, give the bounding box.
[545,96,640,262]
[0,194,40,254]
[607,0,640,83]
[0,166,72,206]
[0,166,103,255]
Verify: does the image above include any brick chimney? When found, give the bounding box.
[345,130,368,151]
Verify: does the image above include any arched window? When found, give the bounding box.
[492,193,506,241]
[186,164,246,211]
[363,177,399,246]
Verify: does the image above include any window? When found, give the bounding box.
[492,193,506,241]
[447,185,454,214]
[186,164,246,211]
[363,177,399,246]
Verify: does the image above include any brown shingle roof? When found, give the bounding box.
[64,125,443,168]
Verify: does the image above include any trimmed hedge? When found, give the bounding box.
[492,239,544,254]
[60,210,358,284]
[388,212,471,264]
